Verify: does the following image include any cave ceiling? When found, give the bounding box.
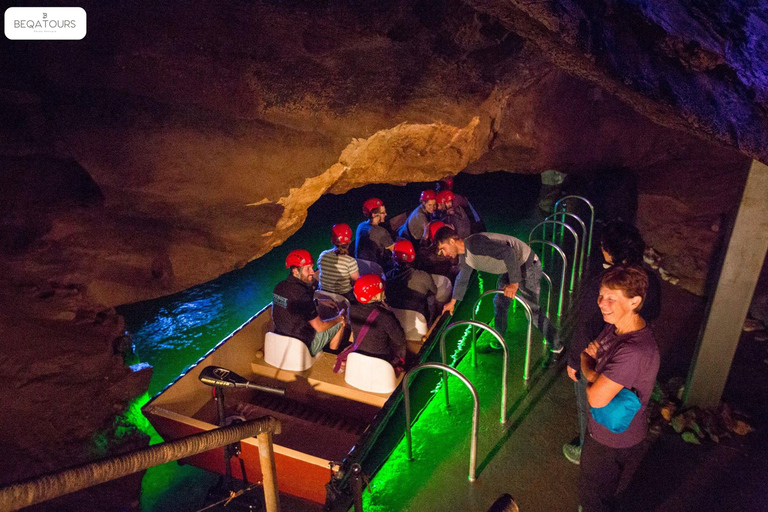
[0,0,765,308]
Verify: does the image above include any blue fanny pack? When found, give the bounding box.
[590,388,642,433]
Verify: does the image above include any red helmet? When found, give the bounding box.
[354,274,384,304]
[420,190,436,203]
[437,190,454,205]
[428,221,447,242]
[285,249,313,269]
[331,223,352,245]
[362,198,384,217]
[393,240,416,263]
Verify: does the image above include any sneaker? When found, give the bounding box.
[563,443,581,465]
[542,345,563,368]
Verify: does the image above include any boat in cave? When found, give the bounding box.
[142,275,486,508]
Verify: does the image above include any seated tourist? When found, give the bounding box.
[317,223,360,303]
[397,190,437,243]
[348,274,407,367]
[272,249,346,356]
[436,177,484,233]
[385,240,439,323]
[355,197,395,271]
[436,190,471,239]
[415,221,460,281]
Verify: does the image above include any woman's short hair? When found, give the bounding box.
[600,265,649,312]
[601,220,645,266]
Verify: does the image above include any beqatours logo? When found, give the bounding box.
[5,7,86,40]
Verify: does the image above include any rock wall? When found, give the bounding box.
[0,2,764,507]
[2,0,761,307]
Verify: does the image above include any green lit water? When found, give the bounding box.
[118,172,546,511]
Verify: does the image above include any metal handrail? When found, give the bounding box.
[471,290,534,380]
[528,240,567,317]
[0,416,282,512]
[545,211,586,280]
[403,363,480,482]
[555,195,595,259]
[529,220,579,292]
[541,270,552,320]
[439,321,509,424]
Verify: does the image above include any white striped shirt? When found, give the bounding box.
[317,249,359,294]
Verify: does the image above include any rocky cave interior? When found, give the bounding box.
[1,1,766,510]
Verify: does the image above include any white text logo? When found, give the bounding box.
[5,7,86,40]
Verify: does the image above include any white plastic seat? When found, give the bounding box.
[431,274,453,303]
[263,332,320,371]
[314,290,351,312]
[356,259,384,278]
[390,308,428,341]
[344,352,397,393]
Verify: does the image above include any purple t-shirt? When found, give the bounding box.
[588,324,660,448]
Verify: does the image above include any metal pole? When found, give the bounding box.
[541,271,552,320]
[0,416,282,512]
[555,196,595,259]
[527,240,567,318]
[403,363,480,481]
[349,463,364,512]
[257,431,281,512]
[546,212,586,281]
[529,220,579,293]
[439,330,451,407]
[469,291,533,380]
[440,320,509,423]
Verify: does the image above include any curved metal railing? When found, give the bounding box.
[555,195,595,259]
[528,240,567,317]
[403,363,480,481]
[541,270,552,320]
[545,211,586,280]
[529,220,579,292]
[439,320,509,424]
[470,290,535,380]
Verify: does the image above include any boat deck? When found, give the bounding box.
[250,350,402,408]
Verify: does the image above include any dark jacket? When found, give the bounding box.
[384,264,438,322]
[349,302,407,363]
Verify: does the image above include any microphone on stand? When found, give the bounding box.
[199,365,285,395]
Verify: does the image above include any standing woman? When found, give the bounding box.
[579,265,660,512]
[564,220,661,465]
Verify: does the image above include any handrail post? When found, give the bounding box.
[257,430,280,512]
[529,220,579,293]
[527,240,567,318]
[440,320,509,423]
[350,463,364,512]
[541,271,552,320]
[403,363,480,481]
[546,212,586,281]
[555,195,595,259]
[469,291,533,381]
